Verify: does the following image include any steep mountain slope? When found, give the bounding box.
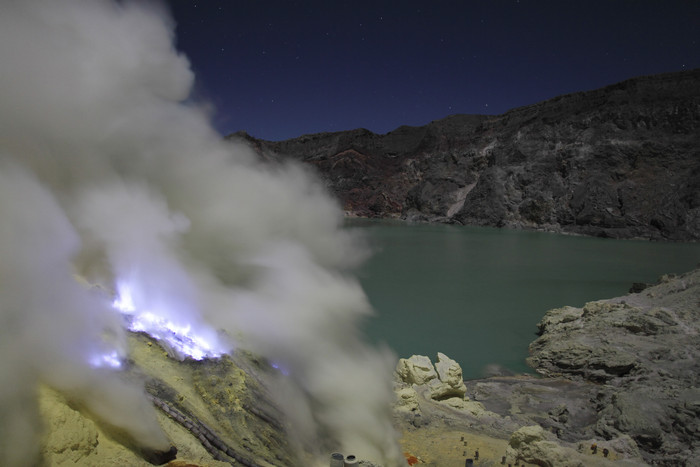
[233,69,700,241]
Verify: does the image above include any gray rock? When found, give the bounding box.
[528,268,700,465]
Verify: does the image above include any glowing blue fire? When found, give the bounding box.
[111,281,225,361]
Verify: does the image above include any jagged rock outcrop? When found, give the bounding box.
[396,353,467,401]
[527,268,700,465]
[232,69,700,241]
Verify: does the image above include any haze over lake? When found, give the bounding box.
[350,220,700,379]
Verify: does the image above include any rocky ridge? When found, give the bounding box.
[232,69,700,241]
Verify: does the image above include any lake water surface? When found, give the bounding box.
[349,219,700,379]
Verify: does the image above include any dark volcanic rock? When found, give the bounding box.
[231,69,700,241]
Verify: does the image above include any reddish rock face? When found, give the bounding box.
[233,69,700,241]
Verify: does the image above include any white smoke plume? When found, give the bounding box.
[0,0,401,465]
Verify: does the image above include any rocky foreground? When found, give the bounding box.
[394,268,700,466]
[232,69,700,241]
[38,269,699,466]
[39,334,299,467]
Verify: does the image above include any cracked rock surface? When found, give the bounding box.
[527,268,700,465]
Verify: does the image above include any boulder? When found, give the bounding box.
[505,425,632,467]
[394,387,420,413]
[395,355,438,385]
[431,353,467,400]
[434,353,467,393]
[506,425,574,467]
[438,397,488,417]
[396,353,467,401]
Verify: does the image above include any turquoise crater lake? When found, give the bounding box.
[349,219,700,380]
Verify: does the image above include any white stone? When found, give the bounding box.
[394,387,420,413]
[433,352,467,399]
[395,355,438,385]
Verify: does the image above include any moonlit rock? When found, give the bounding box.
[434,352,467,398]
[396,353,467,401]
[396,355,438,385]
[394,387,420,413]
[506,425,584,467]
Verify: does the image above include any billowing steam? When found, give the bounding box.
[0,0,401,465]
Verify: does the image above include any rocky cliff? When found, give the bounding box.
[232,69,700,241]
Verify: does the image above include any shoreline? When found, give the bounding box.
[393,268,700,466]
[344,212,699,243]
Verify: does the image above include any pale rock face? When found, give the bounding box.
[394,387,420,413]
[395,355,438,385]
[439,398,488,417]
[507,425,574,467]
[396,353,467,401]
[509,424,551,446]
[506,425,634,467]
[433,352,467,399]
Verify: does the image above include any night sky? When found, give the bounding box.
[164,0,699,141]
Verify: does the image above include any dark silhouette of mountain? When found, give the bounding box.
[230,69,700,241]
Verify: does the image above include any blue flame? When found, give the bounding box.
[111,281,225,361]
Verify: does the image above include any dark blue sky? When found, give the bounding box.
[164,0,699,141]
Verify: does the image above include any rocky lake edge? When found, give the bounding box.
[393,267,700,466]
